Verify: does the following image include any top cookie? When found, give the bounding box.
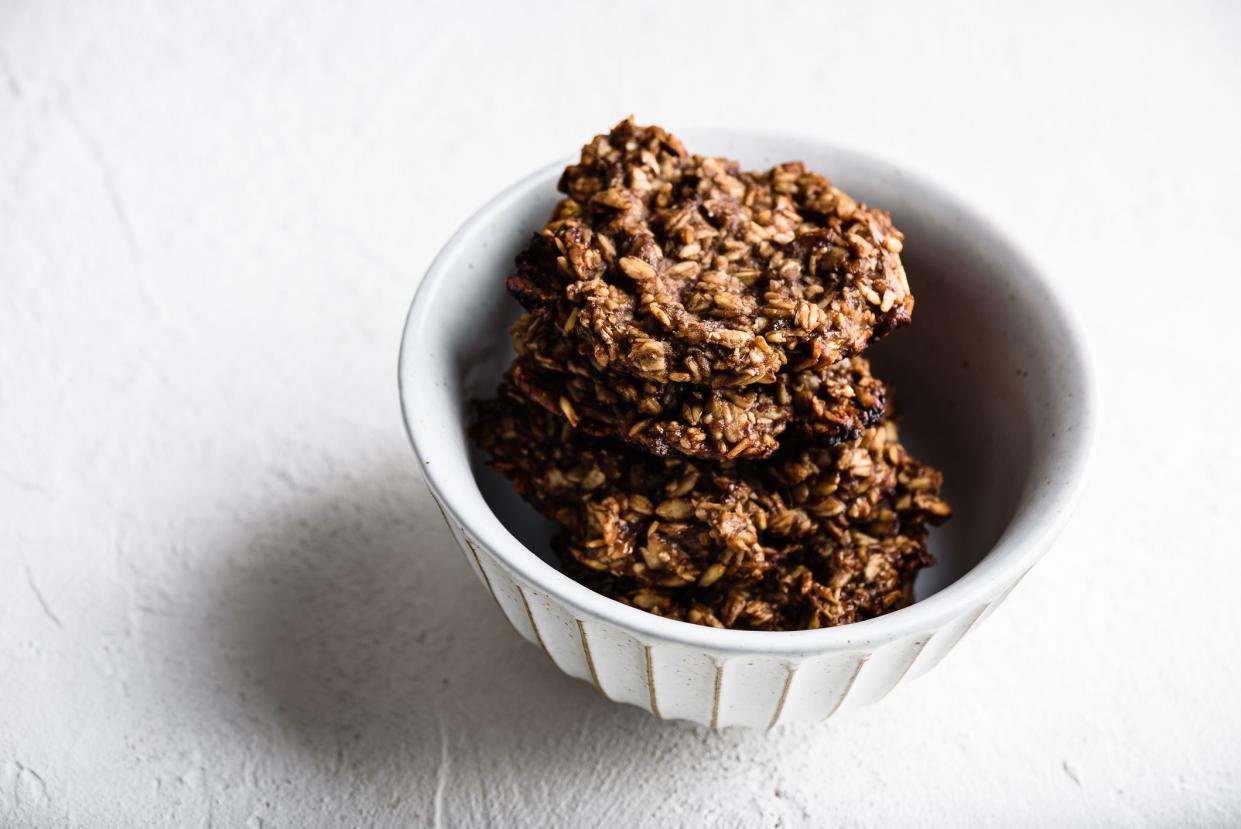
[507,118,914,387]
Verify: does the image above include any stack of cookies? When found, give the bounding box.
[473,120,950,631]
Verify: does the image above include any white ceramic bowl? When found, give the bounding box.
[399,129,1097,729]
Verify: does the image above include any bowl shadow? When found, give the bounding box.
[207,462,778,804]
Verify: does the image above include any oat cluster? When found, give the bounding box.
[473,120,949,630]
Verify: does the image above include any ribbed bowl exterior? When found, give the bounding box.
[432,492,1022,730]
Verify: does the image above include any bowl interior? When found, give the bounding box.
[411,130,1089,618]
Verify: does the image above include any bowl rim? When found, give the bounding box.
[399,128,1099,656]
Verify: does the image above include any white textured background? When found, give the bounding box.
[2,1,1239,826]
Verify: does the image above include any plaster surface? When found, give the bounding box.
[2,1,1239,825]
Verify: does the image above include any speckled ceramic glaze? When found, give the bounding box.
[399,130,1097,729]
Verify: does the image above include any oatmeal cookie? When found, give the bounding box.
[506,118,914,386]
[511,308,884,459]
[473,384,950,631]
